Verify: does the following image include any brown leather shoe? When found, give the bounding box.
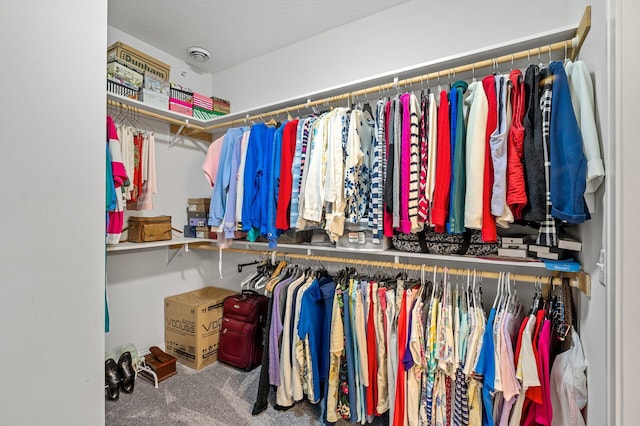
[149,346,175,363]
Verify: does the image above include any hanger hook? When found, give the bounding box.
[564,41,569,62]
[548,45,552,63]
[511,54,515,71]
[527,49,531,65]
[472,63,475,81]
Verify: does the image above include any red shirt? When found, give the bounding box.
[275,120,299,231]
[431,90,451,232]
[482,76,498,242]
[506,70,528,219]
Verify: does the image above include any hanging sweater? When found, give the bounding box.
[449,80,469,234]
[491,75,515,228]
[425,92,439,226]
[431,90,451,233]
[276,120,300,231]
[506,70,528,219]
[464,81,489,230]
[409,93,422,233]
[242,123,266,240]
[106,116,128,245]
[549,61,588,223]
[522,65,547,222]
[399,93,412,233]
[481,76,498,242]
[566,60,605,214]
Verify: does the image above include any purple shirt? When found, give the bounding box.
[268,275,294,386]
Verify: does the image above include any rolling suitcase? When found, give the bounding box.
[218,290,269,370]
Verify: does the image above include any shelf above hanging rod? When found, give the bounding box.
[206,246,591,296]
[105,6,591,140]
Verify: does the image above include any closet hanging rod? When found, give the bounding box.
[105,6,590,139]
[201,6,590,133]
[205,247,591,296]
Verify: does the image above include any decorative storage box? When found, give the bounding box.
[107,60,144,89]
[143,72,170,96]
[193,93,213,111]
[128,216,172,243]
[140,88,169,110]
[336,220,390,251]
[169,100,192,116]
[192,106,224,120]
[212,96,231,114]
[107,78,139,100]
[164,287,238,370]
[107,41,170,82]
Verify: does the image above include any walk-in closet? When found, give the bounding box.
[3,0,640,425]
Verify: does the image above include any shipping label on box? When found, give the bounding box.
[108,41,170,81]
[165,287,237,370]
[189,217,207,227]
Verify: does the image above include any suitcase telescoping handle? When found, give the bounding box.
[241,289,261,297]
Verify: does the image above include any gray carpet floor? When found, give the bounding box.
[106,361,389,425]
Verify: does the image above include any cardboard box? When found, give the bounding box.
[164,287,237,370]
[195,226,210,238]
[107,60,144,89]
[187,198,211,213]
[140,88,169,110]
[108,41,170,81]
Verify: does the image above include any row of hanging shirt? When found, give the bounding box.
[106,115,157,245]
[204,59,604,249]
[259,263,586,426]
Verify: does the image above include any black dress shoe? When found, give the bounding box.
[117,351,136,394]
[105,358,120,400]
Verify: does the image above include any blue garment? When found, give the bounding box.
[258,126,277,238]
[319,280,337,404]
[343,289,358,422]
[268,124,285,247]
[402,298,418,371]
[242,124,266,236]
[549,61,588,223]
[351,282,365,422]
[475,307,496,426]
[448,81,468,233]
[209,128,241,227]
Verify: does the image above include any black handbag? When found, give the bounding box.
[392,229,500,256]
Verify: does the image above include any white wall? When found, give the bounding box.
[108,26,214,95]
[212,0,574,112]
[0,1,106,425]
[616,0,640,424]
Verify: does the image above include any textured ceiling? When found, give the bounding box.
[108,0,409,74]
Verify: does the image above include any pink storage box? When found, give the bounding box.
[193,93,213,111]
[169,100,193,116]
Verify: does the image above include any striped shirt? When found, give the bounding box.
[537,73,558,247]
[370,101,385,242]
[409,93,422,232]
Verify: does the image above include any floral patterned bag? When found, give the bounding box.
[392,229,500,256]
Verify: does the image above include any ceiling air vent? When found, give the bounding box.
[188,46,211,62]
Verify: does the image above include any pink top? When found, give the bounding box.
[399,94,412,233]
[534,319,553,425]
[202,136,224,188]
